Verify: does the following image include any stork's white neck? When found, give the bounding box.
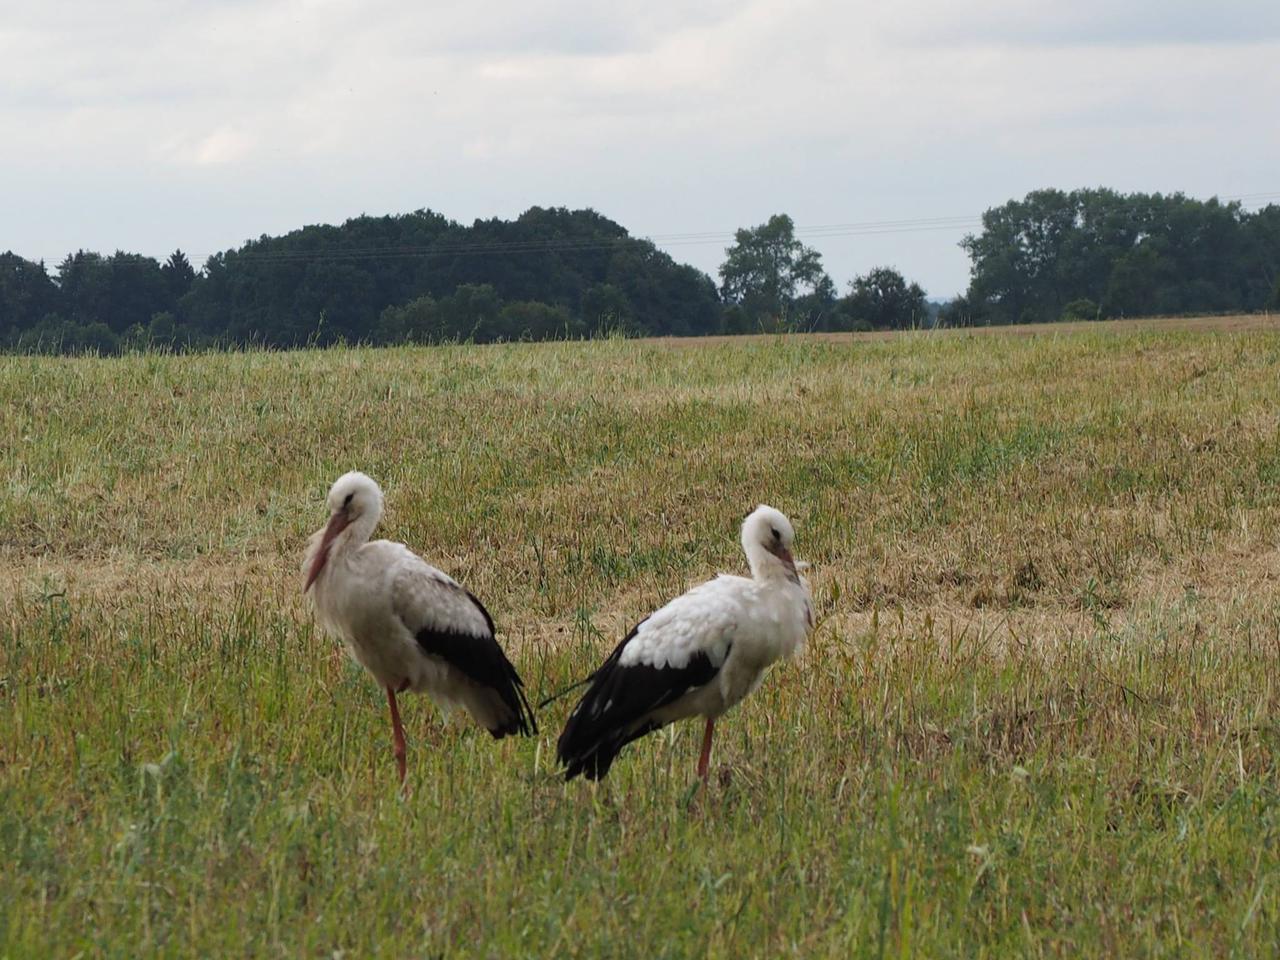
[334,504,381,560]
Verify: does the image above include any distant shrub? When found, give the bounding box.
[1061,298,1100,321]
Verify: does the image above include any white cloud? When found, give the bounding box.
[189,127,255,165]
[1,0,1277,296]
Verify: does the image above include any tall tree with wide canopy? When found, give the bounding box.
[719,214,831,325]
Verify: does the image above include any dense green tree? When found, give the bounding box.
[174,207,719,347]
[841,267,928,330]
[959,190,1280,324]
[15,313,119,354]
[1102,244,1175,317]
[718,304,753,335]
[937,294,986,328]
[56,252,114,327]
[146,311,178,346]
[162,250,197,300]
[0,253,59,342]
[439,284,503,343]
[790,274,840,331]
[376,295,444,344]
[1241,206,1280,307]
[961,189,1087,324]
[1060,298,1100,321]
[498,301,581,341]
[106,253,171,332]
[609,248,720,337]
[719,214,831,324]
[52,251,171,333]
[580,283,634,334]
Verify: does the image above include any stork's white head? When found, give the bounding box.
[326,470,383,522]
[741,504,800,582]
[304,471,384,592]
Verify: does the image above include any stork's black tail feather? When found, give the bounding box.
[487,672,538,739]
[561,721,659,781]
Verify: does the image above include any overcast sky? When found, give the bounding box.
[3,0,1278,298]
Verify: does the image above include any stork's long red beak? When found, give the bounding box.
[770,543,798,580]
[304,511,350,592]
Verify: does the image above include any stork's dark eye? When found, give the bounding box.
[343,493,354,507]
[770,527,781,541]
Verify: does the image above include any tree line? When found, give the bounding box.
[946,188,1280,325]
[0,207,928,354]
[2,190,1276,354]
[1,208,720,353]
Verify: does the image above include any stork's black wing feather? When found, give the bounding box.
[411,590,536,738]
[556,618,726,780]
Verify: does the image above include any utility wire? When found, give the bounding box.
[198,190,1280,265]
[31,191,1280,267]
[190,215,989,265]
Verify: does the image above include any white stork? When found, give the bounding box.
[556,505,812,782]
[303,471,535,785]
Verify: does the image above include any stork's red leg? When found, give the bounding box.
[386,685,407,785]
[697,717,715,781]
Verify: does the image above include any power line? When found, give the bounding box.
[185,213,989,265]
[28,190,1280,268]
[193,190,1280,264]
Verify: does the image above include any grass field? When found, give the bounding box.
[3,317,1280,957]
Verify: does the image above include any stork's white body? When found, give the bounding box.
[557,505,812,781]
[306,537,511,727]
[303,472,534,784]
[626,572,811,727]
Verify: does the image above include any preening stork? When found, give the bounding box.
[556,505,812,782]
[303,471,535,785]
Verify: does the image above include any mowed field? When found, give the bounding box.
[3,316,1280,957]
